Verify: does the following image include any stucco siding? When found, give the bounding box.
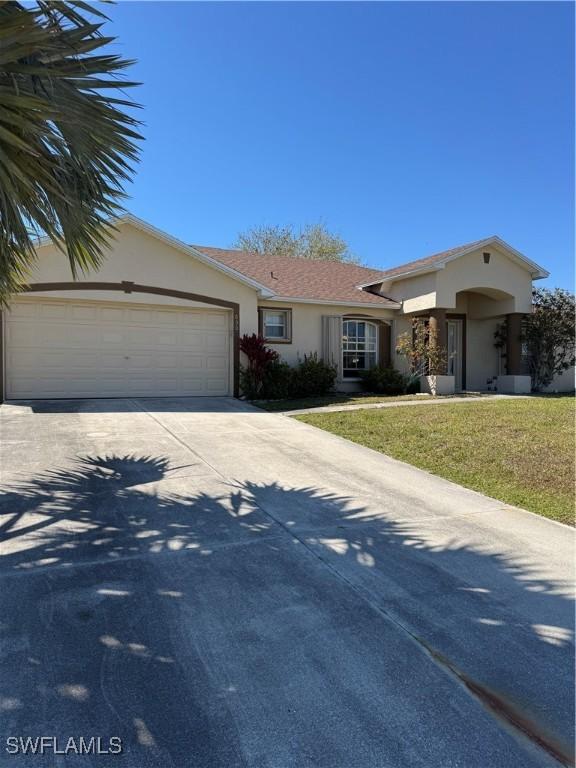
[544,367,575,393]
[437,247,533,313]
[466,317,501,391]
[258,301,395,365]
[22,222,259,335]
[387,272,437,313]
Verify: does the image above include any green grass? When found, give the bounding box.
[296,396,575,525]
[253,393,478,412]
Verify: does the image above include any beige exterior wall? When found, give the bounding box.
[545,367,575,393]
[258,300,395,392]
[466,316,502,390]
[258,300,395,366]
[22,222,260,336]
[437,246,533,312]
[387,272,437,313]
[386,246,534,316]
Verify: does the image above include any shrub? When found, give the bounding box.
[260,360,294,400]
[405,375,421,395]
[240,341,337,400]
[290,353,337,398]
[361,365,407,395]
[239,334,279,399]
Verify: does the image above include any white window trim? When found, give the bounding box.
[342,319,378,378]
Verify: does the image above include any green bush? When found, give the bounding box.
[361,366,407,395]
[405,374,421,394]
[260,360,294,400]
[290,353,337,398]
[244,350,337,400]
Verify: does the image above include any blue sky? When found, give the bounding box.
[106,2,574,288]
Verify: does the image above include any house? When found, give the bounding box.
[0,214,569,401]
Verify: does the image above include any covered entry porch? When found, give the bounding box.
[400,288,531,394]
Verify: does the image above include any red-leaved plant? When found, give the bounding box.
[239,334,279,398]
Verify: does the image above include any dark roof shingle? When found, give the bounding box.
[192,246,399,305]
[193,236,510,303]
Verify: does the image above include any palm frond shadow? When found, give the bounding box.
[0,452,574,762]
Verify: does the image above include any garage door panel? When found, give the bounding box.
[5,300,231,399]
[156,332,181,346]
[6,324,39,347]
[204,313,229,329]
[9,349,98,370]
[205,356,228,371]
[205,380,229,395]
[70,305,99,321]
[8,303,38,320]
[101,330,125,345]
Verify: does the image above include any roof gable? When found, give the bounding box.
[359,236,548,286]
[118,215,276,296]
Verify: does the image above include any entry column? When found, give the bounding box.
[428,308,447,374]
[496,312,530,393]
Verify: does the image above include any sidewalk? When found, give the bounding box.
[280,393,531,416]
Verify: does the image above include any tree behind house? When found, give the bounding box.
[235,223,360,263]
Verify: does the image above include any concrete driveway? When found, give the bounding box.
[0,397,573,767]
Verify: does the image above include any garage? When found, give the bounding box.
[4,299,231,399]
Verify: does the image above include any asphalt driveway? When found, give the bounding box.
[0,397,573,767]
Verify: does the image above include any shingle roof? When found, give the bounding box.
[191,245,399,306]
[192,235,546,303]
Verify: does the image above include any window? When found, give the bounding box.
[259,309,292,342]
[342,320,377,377]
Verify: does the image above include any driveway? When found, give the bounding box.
[0,397,573,767]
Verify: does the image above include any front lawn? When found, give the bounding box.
[296,396,575,525]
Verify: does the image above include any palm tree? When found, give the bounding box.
[0,1,141,303]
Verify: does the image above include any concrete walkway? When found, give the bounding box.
[0,397,572,767]
[278,393,530,415]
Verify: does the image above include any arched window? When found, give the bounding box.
[342,320,377,378]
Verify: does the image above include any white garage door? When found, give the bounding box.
[4,299,231,399]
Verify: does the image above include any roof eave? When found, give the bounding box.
[266,295,401,309]
[357,263,444,288]
[359,236,549,287]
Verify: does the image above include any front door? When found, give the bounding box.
[447,319,464,391]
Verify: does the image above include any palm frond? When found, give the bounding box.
[0,0,142,303]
